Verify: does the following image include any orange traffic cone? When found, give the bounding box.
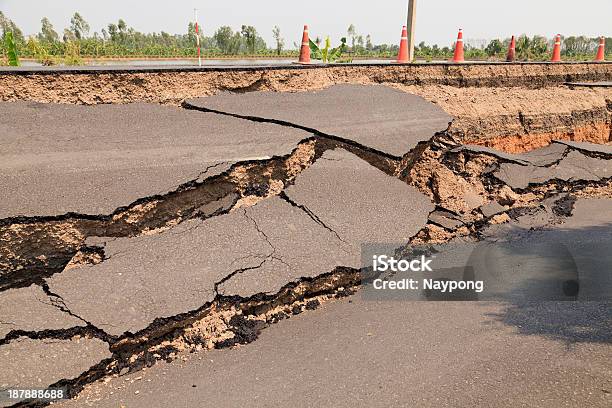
[595,36,605,62]
[397,26,409,63]
[298,25,311,64]
[506,35,516,62]
[551,34,562,62]
[453,29,464,62]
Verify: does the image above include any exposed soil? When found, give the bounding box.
[2,63,611,106]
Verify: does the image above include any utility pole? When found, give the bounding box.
[407,0,417,62]
[194,8,202,67]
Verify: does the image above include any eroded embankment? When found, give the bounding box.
[396,84,612,152]
[1,63,611,105]
[2,63,611,152]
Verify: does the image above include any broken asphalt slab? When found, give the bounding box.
[494,150,612,190]
[0,285,84,339]
[184,84,452,158]
[46,214,271,337]
[0,337,110,407]
[47,199,349,336]
[0,102,310,219]
[48,149,433,335]
[220,149,434,297]
[428,209,464,230]
[551,139,612,156]
[283,149,434,246]
[451,142,612,190]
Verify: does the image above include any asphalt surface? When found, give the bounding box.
[54,197,612,408]
[61,298,612,408]
[185,84,452,158]
[0,102,309,218]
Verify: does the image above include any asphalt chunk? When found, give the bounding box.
[428,210,464,230]
[494,150,612,189]
[0,337,110,404]
[284,148,434,245]
[0,102,309,218]
[552,140,612,156]
[480,201,509,218]
[217,197,353,298]
[47,215,270,337]
[185,84,452,157]
[521,142,568,165]
[0,285,84,339]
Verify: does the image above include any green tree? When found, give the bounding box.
[70,12,90,40]
[485,39,503,56]
[63,28,76,43]
[347,24,357,52]
[515,35,549,61]
[107,24,118,41]
[0,11,25,43]
[213,26,234,54]
[117,19,128,44]
[241,25,257,54]
[38,17,59,43]
[117,19,127,35]
[272,25,284,55]
[366,34,373,51]
[564,36,594,57]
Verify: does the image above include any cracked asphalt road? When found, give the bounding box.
[1,83,611,407]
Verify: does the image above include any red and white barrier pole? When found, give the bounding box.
[194,9,201,67]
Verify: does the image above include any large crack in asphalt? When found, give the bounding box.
[0,131,396,292]
[3,105,612,407]
[181,99,404,161]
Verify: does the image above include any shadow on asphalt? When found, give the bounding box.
[485,223,612,345]
[489,301,612,345]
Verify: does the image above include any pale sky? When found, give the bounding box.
[1,0,611,47]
